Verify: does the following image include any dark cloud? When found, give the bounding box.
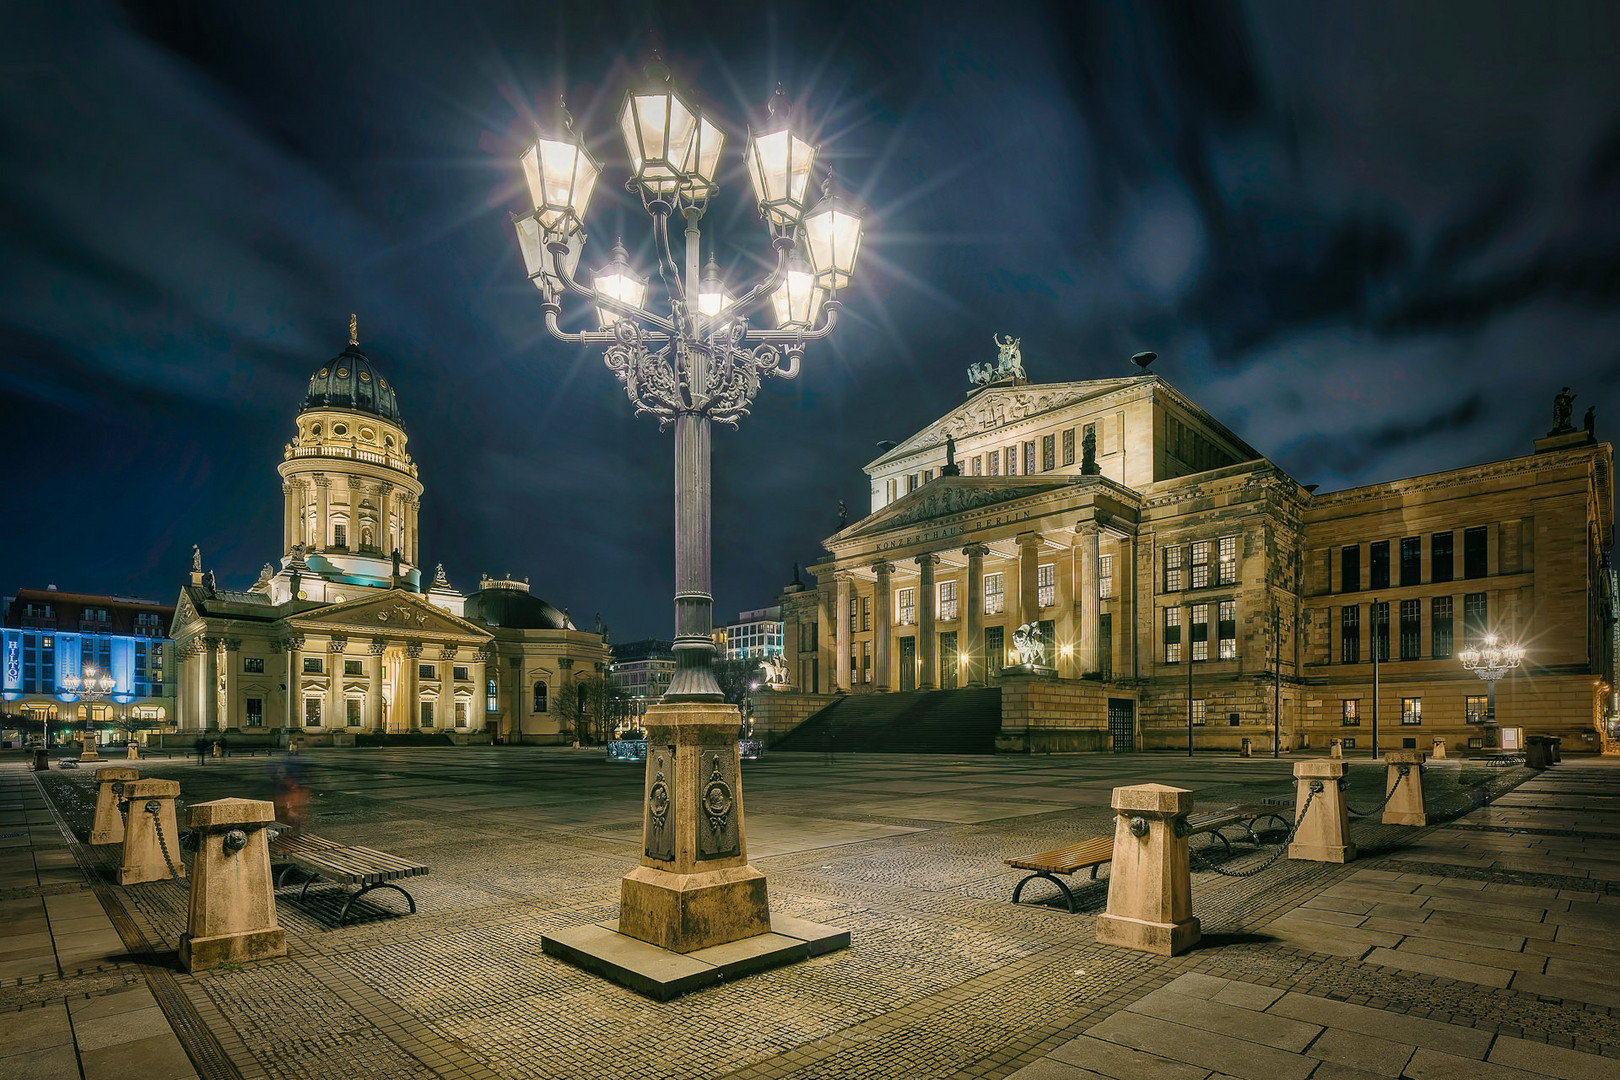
[2,0,1617,638]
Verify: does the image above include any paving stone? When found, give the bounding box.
[1086,1011,1317,1080]
[78,1032,195,1080]
[1511,971,1620,1009]
[1046,1033,1212,1080]
[1303,1027,1416,1077]
[1395,936,1548,975]
[1488,1035,1618,1079]
[0,1003,72,1055]
[1209,981,1285,1012]
[1264,992,1493,1058]
[0,1043,80,1080]
[1127,987,1322,1052]
[1403,1047,1547,1079]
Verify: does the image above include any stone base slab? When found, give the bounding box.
[1094,912,1200,956]
[1382,811,1428,827]
[619,864,770,953]
[179,927,287,972]
[542,915,849,1000]
[1289,841,1357,863]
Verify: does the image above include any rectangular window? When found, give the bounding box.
[303,656,323,673]
[938,580,958,622]
[1400,537,1422,587]
[1042,434,1055,471]
[1217,600,1236,660]
[986,625,1005,669]
[453,665,469,681]
[1062,427,1076,466]
[923,469,933,483]
[246,697,264,727]
[1164,545,1184,592]
[1432,531,1454,583]
[344,659,363,676]
[972,455,983,476]
[1164,607,1182,663]
[1191,603,1209,661]
[1098,555,1113,600]
[1191,540,1210,589]
[907,474,917,493]
[1463,695,1489,724]
[1341,545,1360,592]
[333,523,347,548]
[1024,441,1036,475]
[1400,599,1421,661]
[419,663,435,680]
[455,701,468,727]
[346,699,362,727]
[861,640,871,683]
[1037,563,1055,608]
[1217,535,1237,585]
[1006,446,1017,475]
[244,656,265,673]
[420,702,434,728]
[1341,606,1361,663]
[1373,601,1390,662]
[1432,596,1453,658]
[897,588,916,626]
[304,698,321,726]
[1401,697,1422,725]
[1464,526,1488,578]
[988,450,1000,476]
[984,573,1005,615]
[1191,698,1206,726]
[861,596,871,632]
[1463,592,1487,644]
[850,597,858,635]
[1341,699,1360,726]
[1370,540,1390,591]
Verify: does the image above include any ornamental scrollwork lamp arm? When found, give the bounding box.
[511,64,867,701]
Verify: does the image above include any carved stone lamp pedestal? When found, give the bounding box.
[542,701,848,999]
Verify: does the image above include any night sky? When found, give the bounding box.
[4,1,1619,642]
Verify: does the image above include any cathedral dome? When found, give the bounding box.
[303,340,404,427]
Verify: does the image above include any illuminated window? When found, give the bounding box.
[1191,699,1206,725]
[1341,699,1359,726]
[1024,441,1036,475]
[1164,545,1183,592]
[1037,564,1055,608]
[1465,695,1488,724]
[455,702,468,727]
[988,451,1000,476]
[972,456,983,476]
[1042,434,1055,471]
[303,656,323,673]
[861,596,871,632]
[1217,536,1237,585]
[1373,601,1390,662]
[487,678,498,713]
[342,659,361,676]
[1341,606,1360,663]
[1191,541,1210,589]
[984,573,1004,615]
[419,664,435,680]
[1217,601,1236,659]
[938,580,958,621]
[1432,596,1453,658]
[246,698,264,727]
[1005,446,1017,475]
[986,625,1005,669]
[1062,427,1075,466]
[861,641,871,683]
[346,699,362,727]
[897,588,916,626]
[333,523,347,548]
[1191,603,1209,661]
[244,657,265,673]
[1463,592,1487,644]
[420,702,435,727]
[304,698,321,726]
[1098,555,1113,600]
[1164,607,1182,663]
[533,681,548,713]
[454,665,469,681]
[850,597,858,635]
[1401,697,1422,725]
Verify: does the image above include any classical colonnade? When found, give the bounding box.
[281,473,420,563]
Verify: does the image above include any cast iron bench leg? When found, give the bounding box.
[1012,871,1077,913]
[298,871,321,902]
[1206,829,1234,855]
[340,882,417,925]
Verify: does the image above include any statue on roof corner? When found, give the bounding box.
[191,544,203,573]
[1551,387,1577,435]
[970,335,1027,387]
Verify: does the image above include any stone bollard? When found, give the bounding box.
[1525,737,1549,769]
[118,779,185,885]
[126,742,140,760]
[178,799,286,973]
[212,741,223,759]
[1289,760,1356,863]
[1240,737,1252,758]
[79,738,100,762]
[1094,784,1200,956]
[1548,737,1562,763]
[89,767,141,846]
[33,748,50,772]
[1381,750,1427,826]
[1431,738,1446,759]
[1330,738,1343,760]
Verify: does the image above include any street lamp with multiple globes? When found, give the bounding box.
[510,63,864,702]
[59,665,116,759]
[1457,634,1525,748]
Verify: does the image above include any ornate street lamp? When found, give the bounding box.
[60,665,116,759]
[1458,634,1525,749]
[511,62,862,702]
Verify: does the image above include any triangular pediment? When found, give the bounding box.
[171,591,200,637]
[287,589,490,644]
[838,477,1071,541]
[872,377,1151,468]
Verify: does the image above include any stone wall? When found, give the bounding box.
[997,675,1133,754]
[752,692,838,744]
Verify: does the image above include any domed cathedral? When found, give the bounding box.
[168,319,610,746]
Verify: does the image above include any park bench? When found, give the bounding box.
[269,829,428,925]
[1186,803,1293,854]
[1006,837,1114,913]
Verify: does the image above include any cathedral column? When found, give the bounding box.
[367,639,386,731]
[509,655,524,741]
[410,497,421,566]
[282,481,297,552]
[872,560,893,691]
[963,544,989,687]
[313,474,331,552]
[834,574,852,692]
[283,634,304,730]
[404,643,423,731]
[816,580,835,695]
[916,553,939,690]
[1016,532,1042,627]
[201,637,220,731]
[474,647,492,733]
[1077,523,1103,677]
[440,647,458,729]
[327,637,347,729]
[221,639,240,729]
[174,642,191,730]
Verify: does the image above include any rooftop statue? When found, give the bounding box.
[1551,386,1577,435]
[969,334,1028,387]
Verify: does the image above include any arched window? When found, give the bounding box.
[533,681,548,713]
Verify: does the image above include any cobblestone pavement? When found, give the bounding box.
[5,747,1616,1080]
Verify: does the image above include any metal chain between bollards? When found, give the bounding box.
[1187,784,1319,878]
[1344,765,1409,817]
[145,800,181,879]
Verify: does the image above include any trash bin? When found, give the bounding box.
[33,748,49,772]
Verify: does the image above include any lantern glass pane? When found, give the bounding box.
[622,91,697,192]
[747,129,816,224]
[594,267,648,327]
[697,283,734,317]
[684,114,725,186]
[770,266,825,328]
[805,204,864,288]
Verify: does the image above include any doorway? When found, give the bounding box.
[1108,698,1135,753]
[899,637,916,692]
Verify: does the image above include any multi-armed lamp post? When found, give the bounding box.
[1458,634,1525,749]
[512,63,864,701]
[59,665,116,759]
[514,60,865,964]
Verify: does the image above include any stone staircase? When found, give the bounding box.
[770,687,1002,754]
